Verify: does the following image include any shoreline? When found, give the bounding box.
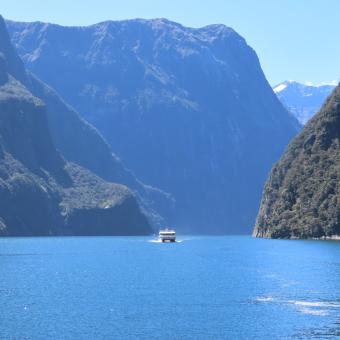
[254,234,340,241]
[314,235,340,241]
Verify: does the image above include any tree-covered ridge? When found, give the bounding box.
[254,83,340,238]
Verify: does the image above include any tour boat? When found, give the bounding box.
[159,228,176,242]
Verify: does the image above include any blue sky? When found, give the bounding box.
[1,0,339,86]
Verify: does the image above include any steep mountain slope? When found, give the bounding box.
[274,80,336,124]
[0,16,151,236]
[254,83,340,239]
[25,72,174,227]
[7,18,300,233]
[2,16,172,227]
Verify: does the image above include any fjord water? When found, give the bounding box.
[1,237,339,339]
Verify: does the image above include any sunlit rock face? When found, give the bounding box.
[7,18,300,233]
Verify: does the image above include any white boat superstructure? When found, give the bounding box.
[159,229,176,242]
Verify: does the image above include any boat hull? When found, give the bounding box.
[160,238,176,243]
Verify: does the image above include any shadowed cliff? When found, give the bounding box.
[0,16,152,236]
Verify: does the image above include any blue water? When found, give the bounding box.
[0,236,339,339]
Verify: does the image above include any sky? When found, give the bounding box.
[1,0,339,86]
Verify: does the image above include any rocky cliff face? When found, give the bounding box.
[24,70,174,228]
[254,83,340,239]
[0,17,152,236]
[274,81,336,124]
[7,18,300,233]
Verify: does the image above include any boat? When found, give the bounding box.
[159,228,176,243]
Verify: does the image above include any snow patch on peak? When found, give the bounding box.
[273,83,288,93]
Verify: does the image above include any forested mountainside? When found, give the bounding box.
[254,83,340,239]
[7,18,300,233]
[0,16,152,236]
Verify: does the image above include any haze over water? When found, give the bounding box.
[1,236,339,339]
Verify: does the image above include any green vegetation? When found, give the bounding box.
[254,84,340,239]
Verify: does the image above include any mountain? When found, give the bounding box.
[25,68,174,228]
[254,83,340,239]
[6,18,300,234]
[273,80,336,124]
[0,16,152,236]
[3,16,173,228]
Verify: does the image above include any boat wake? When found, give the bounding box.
[255,296,340,316]
[288,300,340,308]
[255,296,274,302]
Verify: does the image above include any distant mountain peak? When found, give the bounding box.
[273,80,337,124]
